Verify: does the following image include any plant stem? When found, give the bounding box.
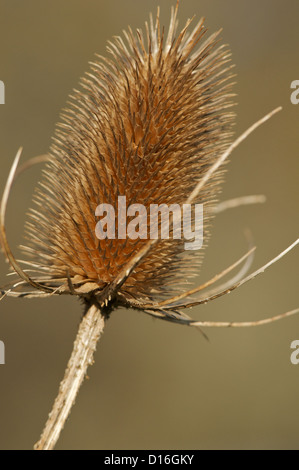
[34,303,106,450]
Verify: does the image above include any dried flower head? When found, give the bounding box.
[0,2,298,450]
[14,4,237,305]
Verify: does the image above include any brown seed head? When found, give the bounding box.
[22,5,235,303]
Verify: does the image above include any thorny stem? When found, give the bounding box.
[34,304,106,450]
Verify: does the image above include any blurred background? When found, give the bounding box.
[0,0,298,450]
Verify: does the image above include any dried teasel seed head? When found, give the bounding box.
[21,6,235,303]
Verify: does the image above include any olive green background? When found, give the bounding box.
[0,0,298,450]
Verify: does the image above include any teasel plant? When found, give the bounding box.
[0,1,298,450]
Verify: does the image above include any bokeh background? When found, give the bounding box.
[0,0,298,450]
